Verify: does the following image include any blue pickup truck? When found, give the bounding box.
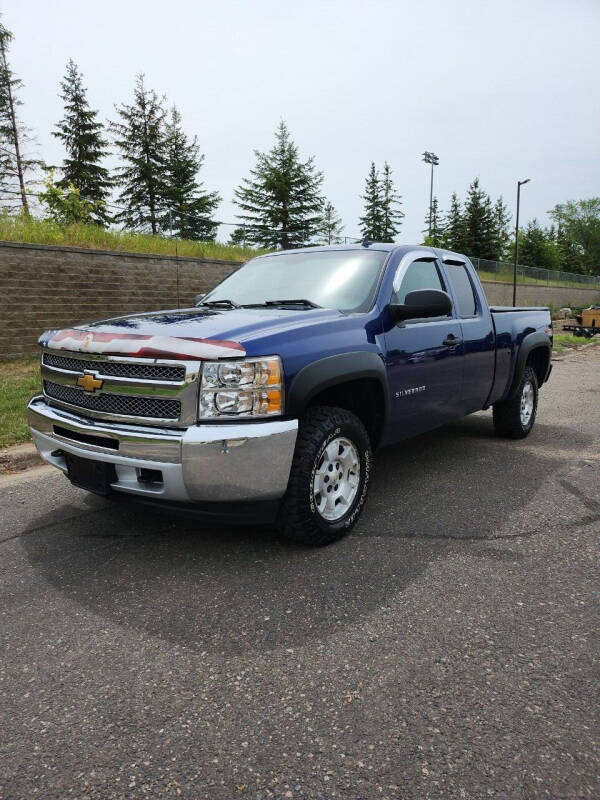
[28,244,552,545]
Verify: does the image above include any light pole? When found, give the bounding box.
[422,151,439,239]
[512,178,530,306]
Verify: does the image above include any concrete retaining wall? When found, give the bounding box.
[1,240,599,360]
[481,279,600,309]
[0,241,239,360]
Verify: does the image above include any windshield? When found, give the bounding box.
[201,249,388,312]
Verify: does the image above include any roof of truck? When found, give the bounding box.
[254,243,469,260]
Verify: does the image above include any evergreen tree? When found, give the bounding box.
[462,178,496,259]
[380,161,403,241]
[52,59,111,224]
[423,196,442,245]
[316,200,344,245]
[359,162,383,240]
[162,106,220,240]
[492,196,511,260]
[110,74,168,234]
[0,19,40,213]
[234,120,324,249]
[441,192,465,252]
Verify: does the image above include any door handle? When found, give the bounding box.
[443,335,462,347]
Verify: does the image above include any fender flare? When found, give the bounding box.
[506,330,552,398]
[286,351,390,420]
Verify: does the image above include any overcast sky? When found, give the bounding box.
[5,0,600,243]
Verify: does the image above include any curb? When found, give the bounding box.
[0,442,43,474]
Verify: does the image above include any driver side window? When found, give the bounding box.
[396,259,445,304]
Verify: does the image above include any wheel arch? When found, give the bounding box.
[505,331,552,400]
[286,352,389,449]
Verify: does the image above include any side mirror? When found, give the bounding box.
[194,293,206,306]
[390,289,453,322]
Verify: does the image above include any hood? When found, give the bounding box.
[39,306,345,360]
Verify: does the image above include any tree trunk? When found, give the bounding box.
[0,38,29,215]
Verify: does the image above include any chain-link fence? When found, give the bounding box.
[470,257,600,290]
[3,190,600,289]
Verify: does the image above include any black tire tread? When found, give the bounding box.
[277,406,371,546]
[493,366,538,439]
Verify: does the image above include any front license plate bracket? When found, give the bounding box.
[65,453,117,495]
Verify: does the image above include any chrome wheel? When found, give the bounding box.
[313,437,361,521]
[520,380,535,427]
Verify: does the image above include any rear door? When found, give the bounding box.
[383,253,465,443]
[441,257,495,414]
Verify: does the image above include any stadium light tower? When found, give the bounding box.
[513,178,531,306]
[422,151,439,239]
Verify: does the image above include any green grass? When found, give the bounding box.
[552,333,598,355]
[476,268,596,290]
[0,213,269,262]
[0,358,40,448]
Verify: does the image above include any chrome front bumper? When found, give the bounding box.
[27,396,298,503]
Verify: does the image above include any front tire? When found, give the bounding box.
[277,406,372,546]
[493,366,539,439]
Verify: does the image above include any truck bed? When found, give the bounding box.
[489,306,549,312]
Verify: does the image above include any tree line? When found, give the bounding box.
[0,18,598,274]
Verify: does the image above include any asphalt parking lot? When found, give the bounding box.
[1,347,599,800]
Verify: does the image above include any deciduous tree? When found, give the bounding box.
[549,198,600,275]
[0,19,40,213]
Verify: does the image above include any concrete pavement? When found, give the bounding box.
[1,348,599,799]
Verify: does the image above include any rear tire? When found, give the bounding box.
[493,366,538,439]
[277,406,372,546]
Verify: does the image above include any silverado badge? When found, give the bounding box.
[76,373,103,393]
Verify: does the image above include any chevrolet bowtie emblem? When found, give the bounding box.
[76,373,103,393]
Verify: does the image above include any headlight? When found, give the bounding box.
[199,356,283,418]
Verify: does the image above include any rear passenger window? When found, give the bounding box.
[445,264,477,317]
[396,259,445,304]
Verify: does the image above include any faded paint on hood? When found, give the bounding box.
[38,306,344,360]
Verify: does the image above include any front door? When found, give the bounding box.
[383,255,464,444]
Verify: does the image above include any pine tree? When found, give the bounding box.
[462,178,496,259]
[0,19,40,213]
[234,121,324,249]
[359,162,383,240]
[441,192,465,252]
[380,161,403,241]
[162,106,220,240]
[491,196,511,260]
[110,74,168,234]
[423,196,442,245]
[316,200,344,245]
[52,59,111,224]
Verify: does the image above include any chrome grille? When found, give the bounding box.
[44,380,181,420]
[43,352,185,382]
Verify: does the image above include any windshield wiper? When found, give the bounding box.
[261,299,321,309]
[197,299,240,309]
